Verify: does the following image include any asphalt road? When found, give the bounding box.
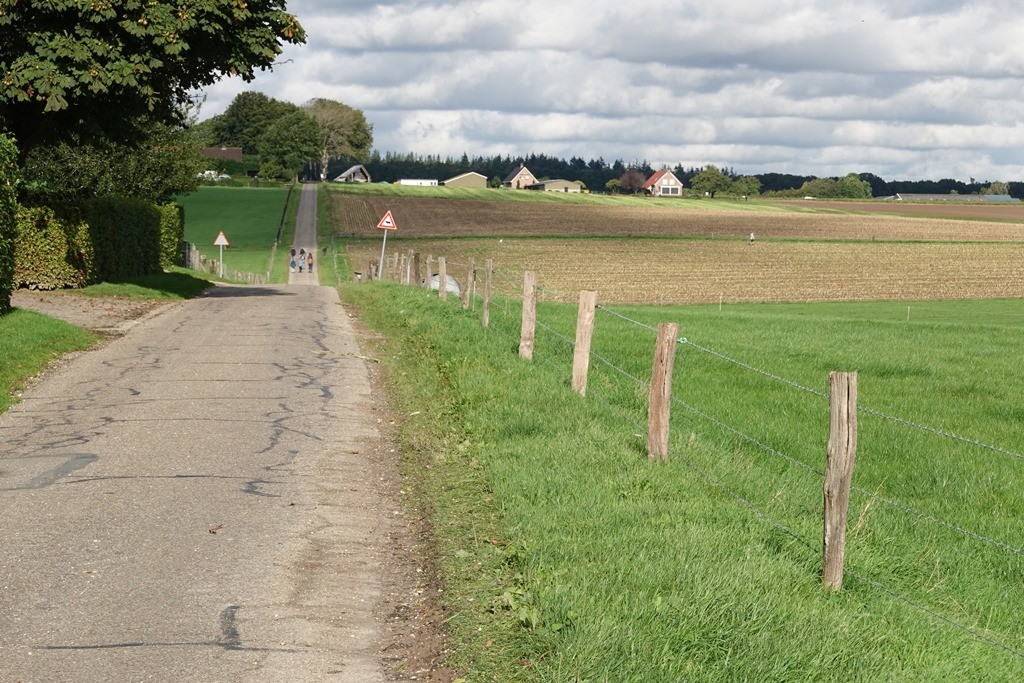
[0,186,402,681]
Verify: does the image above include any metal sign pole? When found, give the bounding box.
[219,243,224,278]
[378,229,388,280]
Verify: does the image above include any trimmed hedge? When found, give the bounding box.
[158,202,185,268]
[14,197,181,290]
[0,135,16,314]
[84,197,162,282]
[13,205,95,290]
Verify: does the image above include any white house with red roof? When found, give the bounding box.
[644,169,683,196]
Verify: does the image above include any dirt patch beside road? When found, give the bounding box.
[11,289,173,334]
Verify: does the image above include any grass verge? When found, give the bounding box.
[345,281,1024,681]
[0,311,97,413]
[73,270,212,300]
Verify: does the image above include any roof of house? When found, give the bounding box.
[643,170,676,189]
[526,179,582,188]
[503,164,532,183]
[200,146,243,162]
[442,171,487,184]
[333,164,371,182]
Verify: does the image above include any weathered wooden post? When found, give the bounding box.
[413,252,422,287]
[648,323,679,462]
[405,249,414,285]
[462,259,475,310]
[823,371,858,590]
[571,291,598,396]
[438,257,447,301]
[482,258,493,328]
[519,270,537,359]
[424,255,434,289]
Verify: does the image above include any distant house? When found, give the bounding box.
[201,146,243,163]
[643,170,683,196]
[398,179,438,186]
[504,164,537,190]
[441,171,487,189]
[333,164,371,183]
[525,179,583,193]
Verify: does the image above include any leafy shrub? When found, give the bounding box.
[84,197,162,282]
[158,202,185,268]
[0,135,16,313]
[13,205,95,290]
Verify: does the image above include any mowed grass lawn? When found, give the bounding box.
[347,281,1024,681]
[177,185,292,278]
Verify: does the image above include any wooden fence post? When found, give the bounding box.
[482,258,493,328]
[413,252,422,287]
[572,291,598,396]
[392,253,401,282]
[823,371,858,590]
[424,255,434,289]
[462,259,475,310]
[648,323,679,462]
[438,257,447,300]
[519,270,537,359]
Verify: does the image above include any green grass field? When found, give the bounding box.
[0,311,97,413]
[345,281,1024,681]
[177,185,294,277]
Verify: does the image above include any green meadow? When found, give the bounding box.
[177,185,295,280]
[345,281,1024,681]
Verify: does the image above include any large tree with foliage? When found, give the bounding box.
[206,91,299,155]
[690,165,732,198]
[256,110,320,180]
[0,1,305,160]
[301,99,373,181]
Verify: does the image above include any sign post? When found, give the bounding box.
[214,231,230,278]
[376,210,397,280]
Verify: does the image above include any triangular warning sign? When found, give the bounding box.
[213,231,229,246]
[377,210,397,230]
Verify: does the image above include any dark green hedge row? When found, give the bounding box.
[13,198,185,290]
[14,205,95,290]
[0,135,17,314]
[158,202,184,269]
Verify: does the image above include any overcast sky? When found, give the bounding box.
[195,1,1024,182]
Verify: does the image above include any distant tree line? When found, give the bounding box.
[358,153,1023,199]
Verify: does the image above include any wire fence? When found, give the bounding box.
[364,251,1024,663]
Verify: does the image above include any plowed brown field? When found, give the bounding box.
[329,193,1024,242]
[332,191,1024,304]
[346,238,1024,305]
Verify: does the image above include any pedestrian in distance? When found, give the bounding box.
[307,254,314,272]
[749,232,755,245]
[290,247,296,257]
[290,256,296,273]
[298,252,305,273]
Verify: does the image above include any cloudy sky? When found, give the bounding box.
[196,1,1024,182]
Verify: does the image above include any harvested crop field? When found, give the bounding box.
[329,192,1024,242]
[775,199,1024,222]
[346,237,1024,305]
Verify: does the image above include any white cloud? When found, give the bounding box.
[194,0,1024,181]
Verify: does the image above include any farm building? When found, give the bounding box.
[333,164,372,183]
[441,171,487,189]
[398,179,438,186]
[200,146,243,163]
[643,170,683,196]
[525,179,584,193]
[504,164,537,190]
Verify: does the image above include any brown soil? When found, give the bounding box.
[10,289,173,334]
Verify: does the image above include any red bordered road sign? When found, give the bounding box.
[377,210,397,230]
[214,231,229,246]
